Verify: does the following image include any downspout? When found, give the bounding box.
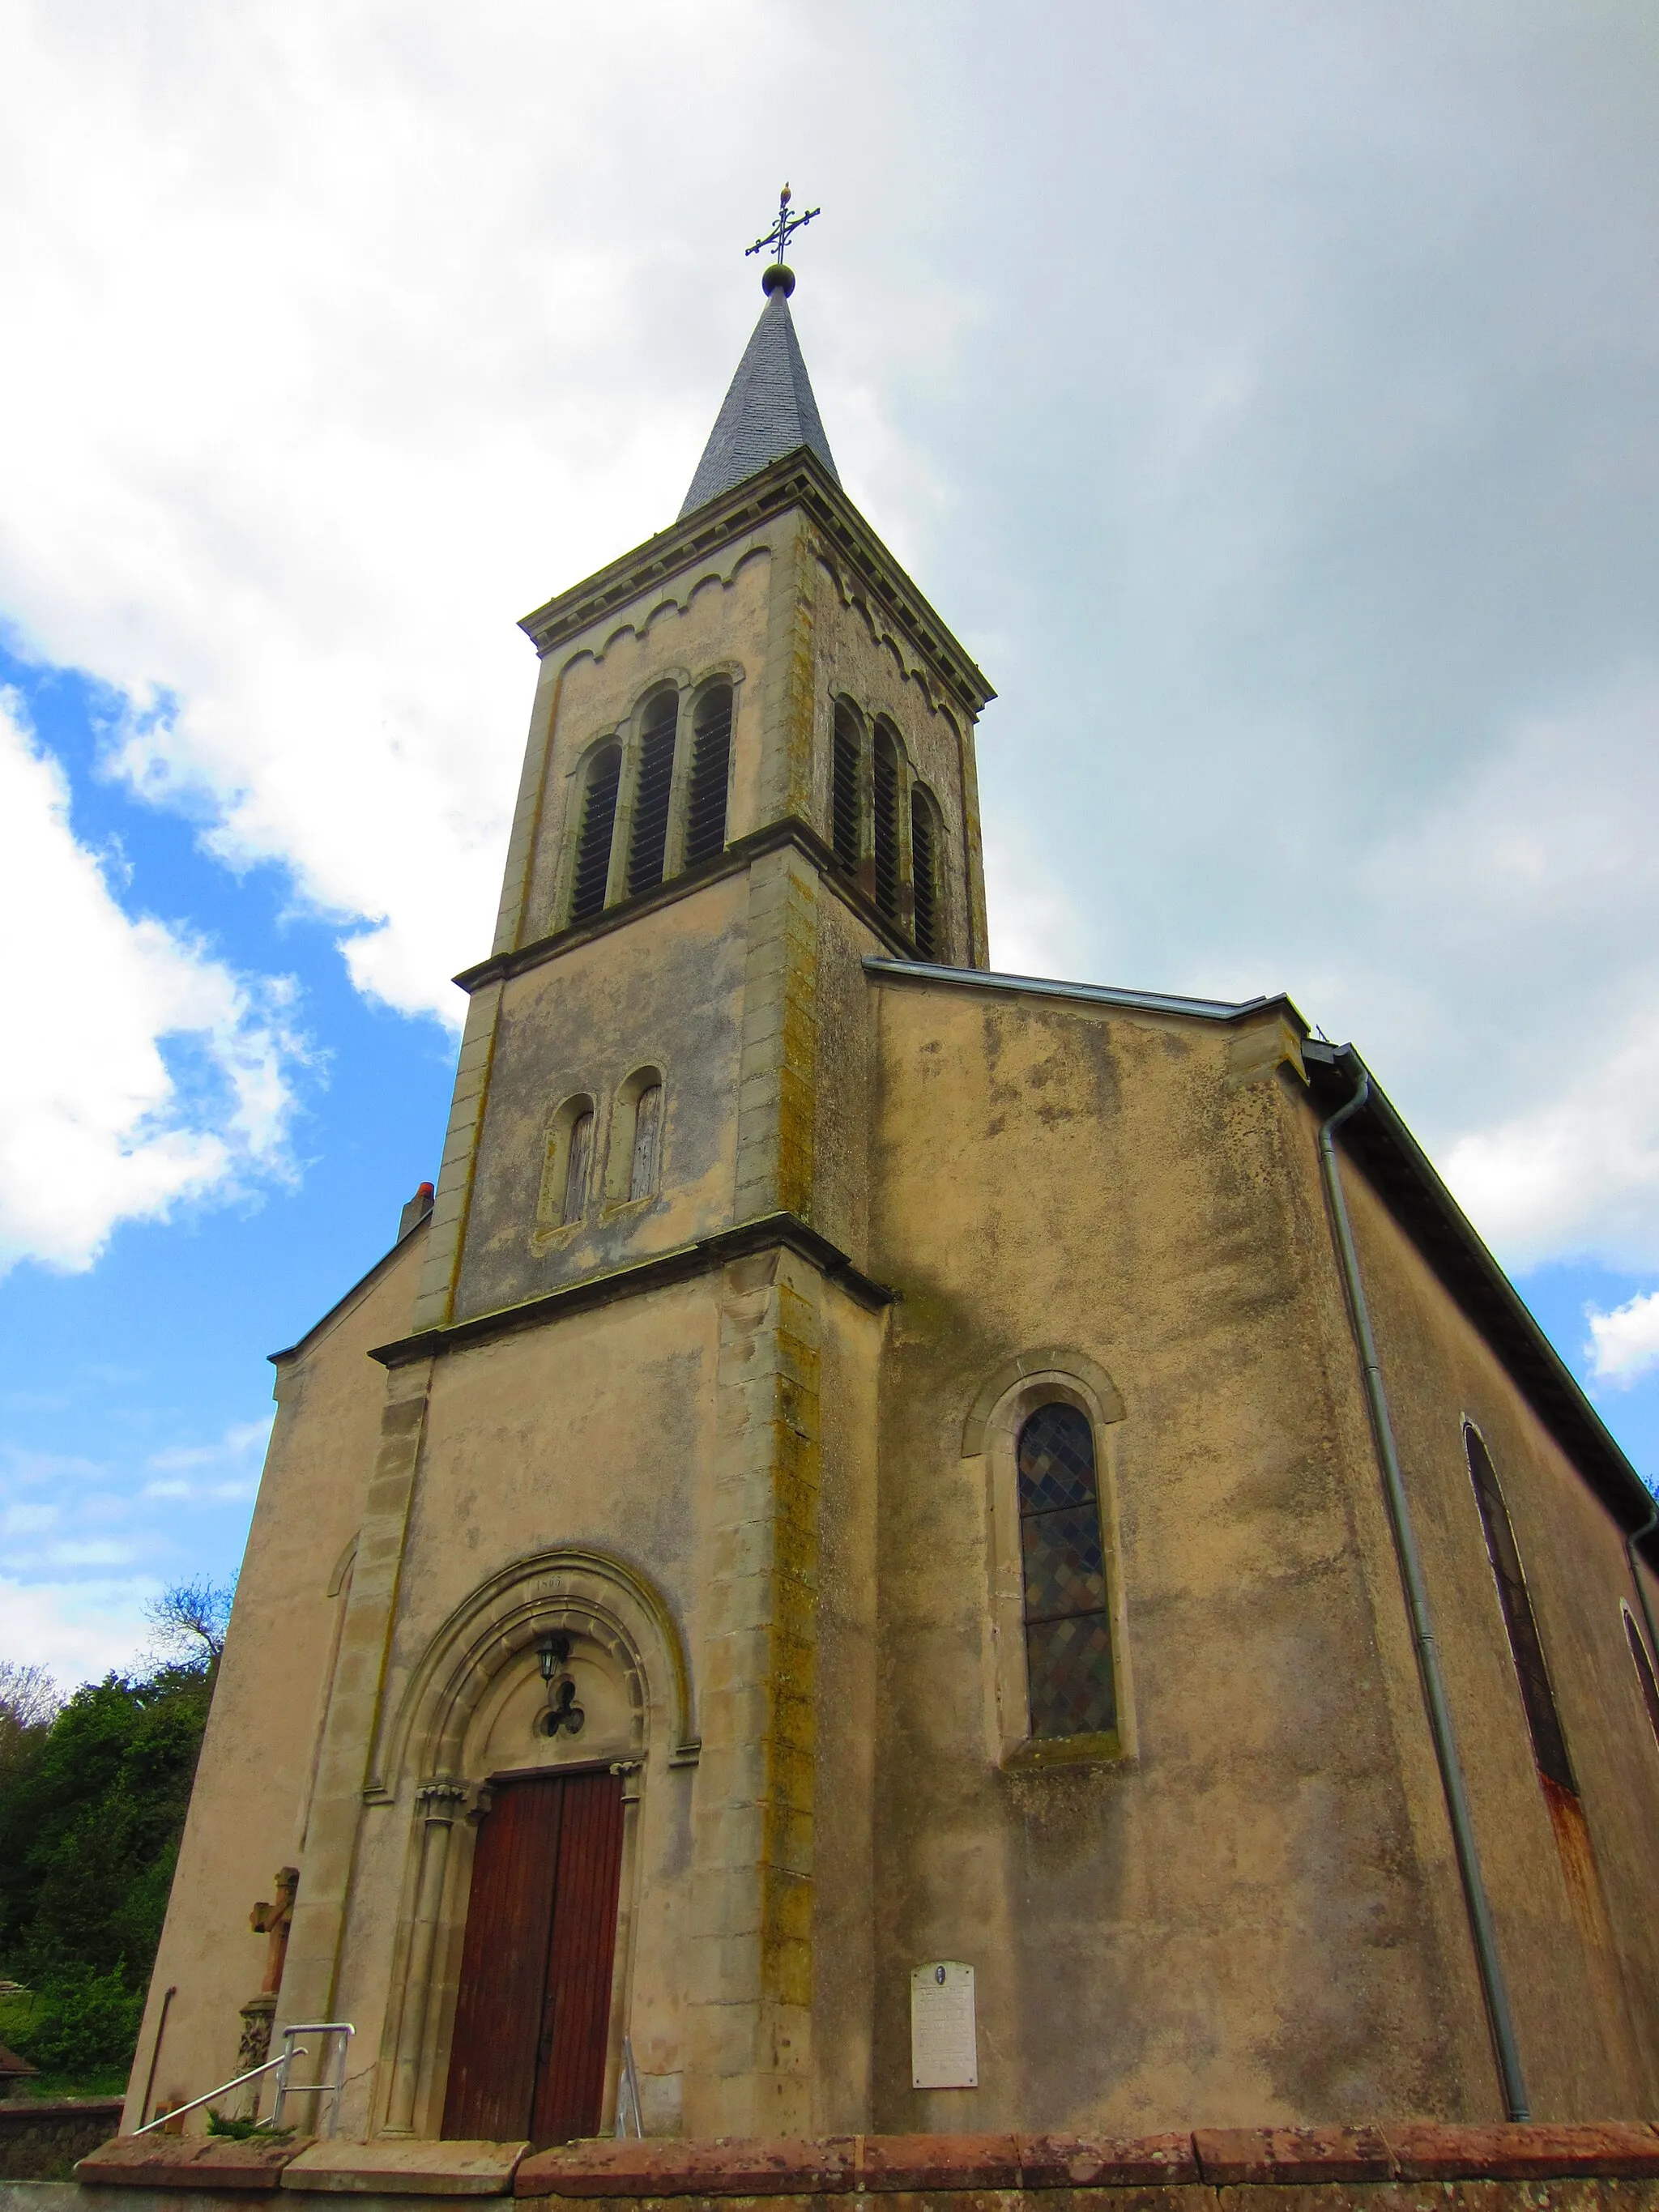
[1627,1495,1659,1677]
[1317,1059,1531,2123]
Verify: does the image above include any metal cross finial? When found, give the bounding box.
[747,182,819,266]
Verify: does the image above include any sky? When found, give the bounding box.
[2,0,1658,1688]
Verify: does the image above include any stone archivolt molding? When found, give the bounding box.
[961,1346,1125,1460]
[369,1545,698,1803]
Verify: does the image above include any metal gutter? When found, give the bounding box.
[1317,1061,1530,2121]
[864,956,1299,1028]
[1301,1040,1658,1563]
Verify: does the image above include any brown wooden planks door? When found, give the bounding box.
[531,1770,625,2146]
[441,1767,625,2144]
[441,1774,562,2140]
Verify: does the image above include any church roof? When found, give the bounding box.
[680,280,840,518]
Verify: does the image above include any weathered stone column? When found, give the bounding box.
[277,1357,436,2055]
[385,1781,468,2135]
[685,1245,825,2135]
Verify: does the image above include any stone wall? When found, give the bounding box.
[0,2101,124,2182]
[41,2123,1659,2212]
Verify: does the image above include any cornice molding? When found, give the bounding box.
[367,1211,893,1370]
[517,449,995,720]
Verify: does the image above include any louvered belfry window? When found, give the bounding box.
[872,723,902,924]
[831,704,861,872]
[911,789,939,959]
[627,693,678,897]
[569,745,621,923]
[1465,1427,1576,1792]
[684,683,733,867]
[1017,1403,1116,1738]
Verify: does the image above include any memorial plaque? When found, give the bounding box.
[910,1961,977,2089]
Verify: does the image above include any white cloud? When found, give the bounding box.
[1588,1290,1659,1387]
[139,1416,272,1502]
[0,693,305,1274]
[0,1577,157,1690]
[147,1417,273,1476]
[0,0,1656,1279]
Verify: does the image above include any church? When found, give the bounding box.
[122,214,1659,2153]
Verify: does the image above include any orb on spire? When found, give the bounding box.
[746,182,820,296]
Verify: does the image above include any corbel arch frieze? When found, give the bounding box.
[813,550,945,715]
[568,541,773,671]
[371,1545,698,1801]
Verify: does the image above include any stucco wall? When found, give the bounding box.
[454,874,750,1319]
[1320,1140,1659,2116]
[862,977,1490,2133]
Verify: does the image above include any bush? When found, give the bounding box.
[8,1963,145,2078]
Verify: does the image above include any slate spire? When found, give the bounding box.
[679,263,840,519]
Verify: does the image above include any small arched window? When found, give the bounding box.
[538,1096,595,1232]
[627,692,678,897]
[684,683,733,867]
[872,722,902,925]
[561,1110,594,1224]
[629,1084,663,1200]
[569,744,621,923]
[911,786,940,960]
[831,703,862,873]
[1465,1426,1576,1792]
[1017,1403,1115,1738]
[1625,1606,1659,1753]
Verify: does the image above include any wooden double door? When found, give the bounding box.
[441,1766,625,2145]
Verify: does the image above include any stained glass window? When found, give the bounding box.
[1627,1610,1659,1754]
[1466,1426,1576,1792]
[1017,1401,1116,1739]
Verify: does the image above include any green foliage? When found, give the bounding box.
[205,2111,293,2141]
[0,1659,214,2091]
[7,1964,145,2078]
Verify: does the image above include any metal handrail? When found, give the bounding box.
[271,2023,353,2134]
[129,2023,354,2139]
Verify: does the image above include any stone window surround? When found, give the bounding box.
[534,1093,597,1244]
[552,667,746,934]
[602,1063,668,1215]
[962,1350,1134,1770]
[529,1059,672,1251]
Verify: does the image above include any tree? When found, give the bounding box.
[0,1662,62,1733]
[0,1657,215,2087]
[144,1577,236,1666]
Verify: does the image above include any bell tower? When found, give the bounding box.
[407,233,994,1346]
